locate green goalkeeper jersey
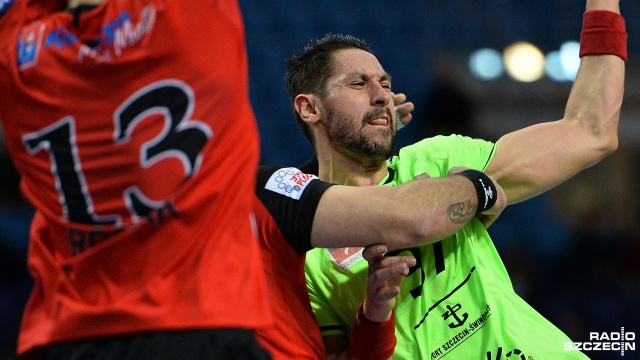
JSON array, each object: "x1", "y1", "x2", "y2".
[{"x1": 305, "y1": 135, "x2": 588, "y2": 359}]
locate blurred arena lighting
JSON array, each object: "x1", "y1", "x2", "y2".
[
  {"x1": 469, "y1": 40, "x2": 580, "y2": 82},
  {"x1": 503, "y1": 41, "x2": 545, "y2": 82},
  {"x1": 559, "y1": 40, "x2": 580, "y2": 81},
  {"x1": 546, "y1": 41, "x2": 580, "y2": 82},
  {"x1": 545, "y1": 51, "x2": 566, "y2": 82},
  {"x1": 468, "y1": 48, "x2": 504, "y2": 80}
]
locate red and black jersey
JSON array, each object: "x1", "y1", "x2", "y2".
[
  {"x1": 0, "y1": 0, "x2": 271, "y2": 355},
  {"x1": 253, "y1": 165, "x2": 334, "y2": 360}
]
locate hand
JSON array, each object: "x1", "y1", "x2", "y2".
[
  {"x1": 448, "y1": 167, "x2": 507, "y2": 229},
  {"x1": 392, "y1": 92, "x2": 414, "y2": 129},
  {"x1": 361, "y1": 244, "x2": 416, "y2": 322}
]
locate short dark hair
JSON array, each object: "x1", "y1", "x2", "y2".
[{"x1": 285, "y1": 34, "x2": 373, "y2": 147}]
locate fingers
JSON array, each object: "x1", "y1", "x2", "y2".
[
  {"x1": 396, "y1": 105, "x2": 414, "y2": 127},
  {"x1": 369, "y1": 256, "x2": 415, "y2": 280},
  {"x1": 369, "y1": 283, "x2": 401, "y2": 305},
  {"x1": 362, "y1": 244, "x2": 387, "y2": 262},
  {"x1": 392, "y1": 92, "x2": 407, "y2": 105},
  {"x1": 367, "y1": 253, "x2": 416, "y2": 288},
  {"x1": 362, "y1": 245, "x2": 415, "y2": 279},
  {"x1": 362, "y1": 244, "x2": 414, "y2": 266},
  {"x1": 363, "y1": 251, "x2": 416, "y2": 322},
  {"x1": 395, "y1": 102, "x2": 414, "y2": 118},
  {"x1": 392, "y1": 92, "x2": 414, "y2": 128}
]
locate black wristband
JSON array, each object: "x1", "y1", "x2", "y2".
[{"x1": 456, "y1": 170, "x2": 497, "y2": 216}]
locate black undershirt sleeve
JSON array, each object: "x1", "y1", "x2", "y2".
[
  {"x1": 255, "y1": 165, "x2": 335, "y2": 255},
  {"x1": 297, "y1": 157, "x2": 319, "y2": 175}
]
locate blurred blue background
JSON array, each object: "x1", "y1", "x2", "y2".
[{"x1": 1, "y1": 1, "x2": 639, "y2": 359}]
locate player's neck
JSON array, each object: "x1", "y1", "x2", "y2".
[{"x1": 316, "y1": 148, "x2": 388, "y2": 186}]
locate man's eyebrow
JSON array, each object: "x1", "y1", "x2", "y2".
[{"x1": 350, "y1": 72, "x2": 393, "y2": 82}]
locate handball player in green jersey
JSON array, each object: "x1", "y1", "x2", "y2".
[{"x1": 291, "y1": 0, "x2": 628, "y2": 358}]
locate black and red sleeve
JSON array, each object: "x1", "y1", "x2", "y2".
[{"x1": 255, "y1": 165, "x2": 334, "y2": 255}]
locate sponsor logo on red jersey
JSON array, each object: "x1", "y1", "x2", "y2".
[
  {"x1": 17, "y1": 21, "x2": 45, "y2": 70},
  {"x1": 19, "y1": 5, "x2": 156, "y2": 67}
]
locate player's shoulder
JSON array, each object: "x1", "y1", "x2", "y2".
[
  {"x1": 395, "y1": 134, "x2": 494, "y2": 163},
  {"x1": 402, "y1": 134, "x2": 476, "y2": 151}
]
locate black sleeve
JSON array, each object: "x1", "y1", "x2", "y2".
[
  {"x1": 256, "y1": 165, "x2": 334, "y2": 255},
  {"x1": 297, "y1": 157, "x2": 319, "y2": 175}
]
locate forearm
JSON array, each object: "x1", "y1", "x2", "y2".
[
  {"x1": 564, "y1": 0, "x2": 625, "y2": 158},
  {"x1": 586, "y1": 0, "x2": 619, "y2": 12},
  {"x1": 311, "y1": 175, "x2": 479, "y2": 250},
  {"x1": 564, "y1": 59, "x2": 623, "y2": 153}
]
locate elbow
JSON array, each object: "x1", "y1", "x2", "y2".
[
  {"x1": 382, "y1": 220, "x2": 430, "y2": 251},
  {"x1": 601, "y1": 134, "x2": 619, "y2": 156},
  {"x1": 593, "y1": 127, "x2": 619, "y2": 163},
  {"x1": 579, "y1": 112, "x2": 620, "y2": 166},
  {"x1": 395, "y1": 216, "x2": 447, "y2": 249},
  {"x1": 583, "y1": 136, "x2": 618, "y2": 171}
]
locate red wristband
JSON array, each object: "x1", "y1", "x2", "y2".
[
  {"x1": 347, "y1": 303, "x2": 396, "y2": 360},
  {"x1": 579, "y1": 10, "x2": 627, "y2": 61}
]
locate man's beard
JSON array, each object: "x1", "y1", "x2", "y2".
[{"x1": 325, "y1": 106, "x2": 396, "y2": 162}]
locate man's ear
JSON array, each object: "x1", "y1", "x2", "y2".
[{"x1": 294, "y1": 94, "x2": 321, "y2": 125}]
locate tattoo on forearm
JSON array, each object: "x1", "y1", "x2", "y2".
[{"x1": 448, "y1": 201, "x2": 475, "y2": 223}]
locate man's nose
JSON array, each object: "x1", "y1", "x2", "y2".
[{"x1": 370, "y1": 82, "x2": 391, "y2": 106}]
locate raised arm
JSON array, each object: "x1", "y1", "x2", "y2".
[
  {"x1": 485, "y1": 0, "x2": 626, "y2": 204},
  {"x1": 311, "y1": 171, "x2": 506, "y2": 251}
]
